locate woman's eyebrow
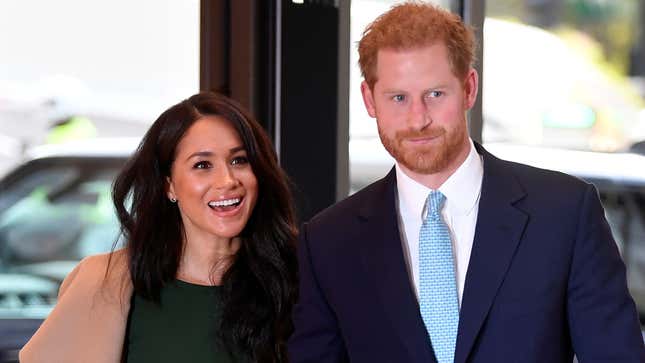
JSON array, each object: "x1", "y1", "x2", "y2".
[
  {"x1": 185, "y1": 146, "x2": 245, "y2": 161},
  {"x1": 229, "y1": 145, "x2": 245, "y2": 154},
  {"x1": 185, "y1": 150, "x2": 213, "y2": 161}
]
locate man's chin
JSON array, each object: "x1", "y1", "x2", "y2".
[
  {"x1": 404, "y1": 164, "x2": 446, "y2": 175},
  {"x1": 400, "y1": 154, "x2": 449, "y2": 175}
]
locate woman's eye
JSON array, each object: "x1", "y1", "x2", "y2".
[
  {"x1": 231, "y1": 156, "x2": 249, "y2": 165},
  {"x1": 194, "y1": 161, "x2": 211, "y2": 169}
]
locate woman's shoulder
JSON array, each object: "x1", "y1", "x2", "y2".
[
  {"x1": 19, "y1": 249, "x2": 132, "y2": 363},
  {"x1": 78, "y1": 248, "x2": 128, "y2": 270},
  {"x1": 60, "y1": 249, "x2": 130, "y2": 298}
]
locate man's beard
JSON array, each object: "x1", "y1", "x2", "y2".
[{"x1": 378, "y1": 121, "x2": 468, "y2": 175}]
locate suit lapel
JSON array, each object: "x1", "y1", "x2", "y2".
[
  {"x1": 454, "y1": 144, "x2": 528, "y2": 363},
  {"x1": 358, "y1": 169, "x2": 436, "y2": 362}
]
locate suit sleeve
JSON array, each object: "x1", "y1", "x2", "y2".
[
  {"x1": 567, "y1": 184, "x2": 645, "y2": 361},
  {"x1": 288, "y1": 222, "x2": 350, "y2": 363}
]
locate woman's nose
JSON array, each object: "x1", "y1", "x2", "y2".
[{"x1": 213, "y1": 166, "x2": 238, "y2": 189}]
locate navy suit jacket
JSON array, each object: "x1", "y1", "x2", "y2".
[{"x1": 289, "y1": 144, "x2": 645, "y2": 363}]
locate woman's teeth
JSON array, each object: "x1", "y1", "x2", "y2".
[{"x1": 209, "y1": 198, "x2": 241, "y2": 208}]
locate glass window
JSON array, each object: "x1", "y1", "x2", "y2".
[{"x1": 483, "y1": 0, "x2": 645, "y2": 152}]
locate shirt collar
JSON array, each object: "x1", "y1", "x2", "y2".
[{"x1": 396, "y1": 139, "x2": 483, "y2": 218}]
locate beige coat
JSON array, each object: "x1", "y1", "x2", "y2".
[{"x1": 19, "y1": 249, "x2": 133, "y2": 363}]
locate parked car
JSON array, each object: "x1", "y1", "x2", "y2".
[
  {"x1": 0, "y1": 134, "x2": 23, "y2": 178},
  {"x1": 0, "y1": 138, "x2": 138, "y2": 362},
  {"x1": 350, "y1": 139, "x2": 645, "y2": 324}
]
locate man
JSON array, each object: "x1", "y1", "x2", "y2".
[{"x1": 288, "y1": 2, "x2": 645, "y2": 363}]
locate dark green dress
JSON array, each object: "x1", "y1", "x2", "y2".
[{"x1": 125, "y1": 280, "x2": 240, "y2": 363}]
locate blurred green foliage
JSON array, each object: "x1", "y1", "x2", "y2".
[{"x1": 487, "y1": 0, "x2": 640, "y2": 77}]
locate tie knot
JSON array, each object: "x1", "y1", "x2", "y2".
[{"x1": 424, "y1": 190, "x2": 445, "y2": 219}]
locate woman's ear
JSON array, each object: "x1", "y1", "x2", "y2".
[{"x1": 166, "y1": 176, "x2": 176, "y2": 202}]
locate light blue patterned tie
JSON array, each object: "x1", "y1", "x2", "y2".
[{"x1": 419, "y1": 190, "x2": 459, "y2": 363}]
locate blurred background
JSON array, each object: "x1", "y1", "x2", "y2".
[
  {"x1": 0, "y1": 0, "x2": 644, "y2": 361},
  {"x1": 0, "y1": 0, "x2": 199, "y2": 175}
]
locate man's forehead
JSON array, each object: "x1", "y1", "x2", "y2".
[
  {"x1": 372, "y1": 44, "x2": 454, "y2": 80},
  {"x1": 375, "y1": 42, "x2": 448, "y2": 58}
]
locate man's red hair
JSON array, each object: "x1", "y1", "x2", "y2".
[{"x1": 358, "y1": 2, "x2": 476, "y2": 88}]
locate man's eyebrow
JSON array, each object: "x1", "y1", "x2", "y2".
[{"x1": 381, "y1": 84, "x2": 449, "y2": 94}]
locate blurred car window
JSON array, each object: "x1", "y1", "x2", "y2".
[
  {"x1": 0, "y1": 158, "x2": 125, "y2": 319},
  {"x1": 0, "y1": 140, "x2": 132, "y2": 361}
]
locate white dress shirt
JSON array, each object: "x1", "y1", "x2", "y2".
[{"x1": 395, "y1": 140, "x2": 483, "y2": 306}]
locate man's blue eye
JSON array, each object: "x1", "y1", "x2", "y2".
[
  {"x1": 392, "y1": 95, "x2": 405, "y2": 102},
  {"x1": 428, "y1": 90, "x2": 443, "y2": 98}
]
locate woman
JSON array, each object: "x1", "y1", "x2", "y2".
[{"x1": 20, "y1": 92, "x2": 299, "y2": 363}]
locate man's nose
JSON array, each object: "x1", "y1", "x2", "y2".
[{"x1": 407, "y1": 98, "x2": 431, "y2": 130}]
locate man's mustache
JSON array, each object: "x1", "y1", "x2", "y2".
[{"x1": 395, "y1": 127, "x2": 445, "y2": 140}]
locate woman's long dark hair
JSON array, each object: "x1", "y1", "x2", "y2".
[{"x1": 112, "y1": 92, "x2": 298, "y2": 362}]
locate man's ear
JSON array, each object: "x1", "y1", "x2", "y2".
[
  {"x1": 463, "y1": 68, "x2": 479, "y2": 110},
  {"x1": 361, "y1": 80, "x2": 377, "y2": 118}
]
